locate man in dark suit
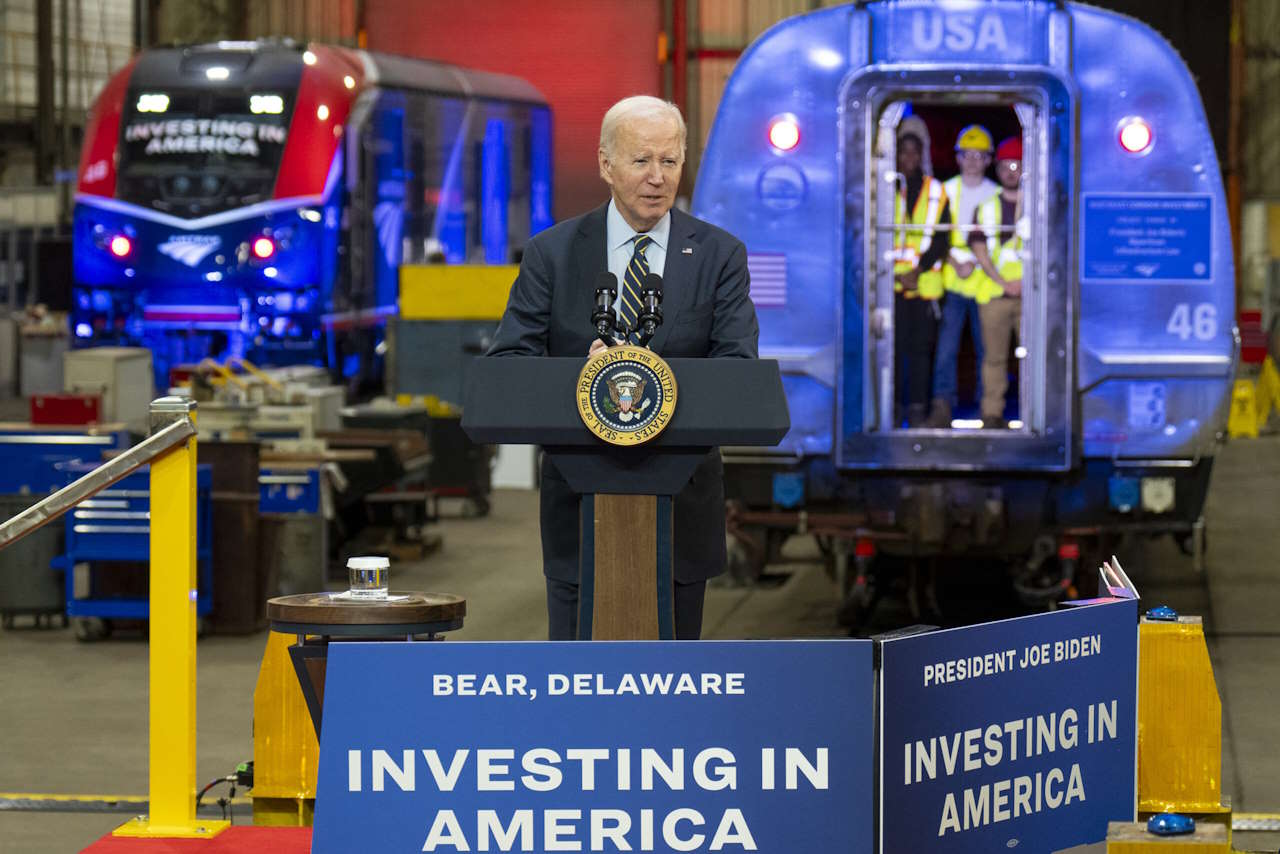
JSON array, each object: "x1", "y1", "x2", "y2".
[{"x1": 487, "y1": 95, "x2": 759, "y2": 640}]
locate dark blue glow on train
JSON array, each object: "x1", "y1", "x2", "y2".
[{"x1": 695, "y1": 0, "x2": 1234, "y2": 559}]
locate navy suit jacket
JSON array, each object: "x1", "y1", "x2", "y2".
[{"x1": 487, "y1": 202, "x2": 759, "y2": 583}]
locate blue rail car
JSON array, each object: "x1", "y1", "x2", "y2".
[{"x1": 694, "y1": 1, "x2": 1233, "y2": 606}]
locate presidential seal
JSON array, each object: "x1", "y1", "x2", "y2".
[{"x1": 576, "y1": 346, "x2": 678, "y2": 446}]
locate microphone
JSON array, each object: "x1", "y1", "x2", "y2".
[
  {"x1": 591, "y1": 271, "x2": 619, "y2": 344},
  {"x1": 637, "y1": 273, "x2": 664, "y2": 342}
]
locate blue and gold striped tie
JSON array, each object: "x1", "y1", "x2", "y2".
[{"x1": 619, "y1": 234, "x2": 653, "y2": 330}]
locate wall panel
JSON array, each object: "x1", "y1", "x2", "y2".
[{"x1": 365, "y1": 0, "x2": 661, "y2": 222}]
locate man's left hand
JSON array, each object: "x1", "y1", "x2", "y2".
[
  {"x1": 589, "y1": 338, "x2": 609, "y2": 356},
  {"x1": 1004, "y1": 277, "x2": 1023, "y2": 297}
]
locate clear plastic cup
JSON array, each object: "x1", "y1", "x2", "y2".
[{"x1": 346, "y1": 556, "x2": 390, "y2": 600}]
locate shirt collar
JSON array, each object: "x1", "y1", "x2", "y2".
[{"x1": 606, "y1": 199, "x2": 670, "y2": 254}]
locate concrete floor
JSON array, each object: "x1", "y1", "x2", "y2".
[{"x1": 1, "y1": 436, "x2": 1277, "y2": 852}]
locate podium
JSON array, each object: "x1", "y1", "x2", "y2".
[{"x1": 463, "y1": 356, "x2": 789, "y2": 640}]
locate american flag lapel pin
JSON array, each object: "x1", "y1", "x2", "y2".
[{"x1": 682, "y1": 246, "x2": 693, "y2": 255}]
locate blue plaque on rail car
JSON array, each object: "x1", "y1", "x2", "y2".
[
  {"x1": 1082, "y1": 194, "x2": 1212, "y2": 281},
  {"x1": 878, "y1": 599, "x2": 1138, "y2": 854},
  {"x1": 314, "y1": 640, "x2": 874, "y2": 854}
]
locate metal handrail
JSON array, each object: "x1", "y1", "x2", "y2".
[{"x1": 0, "y1": 417, "x2": 196, "y2": 551}]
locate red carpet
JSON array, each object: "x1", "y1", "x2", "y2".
[{"x1": 81, "y1": 827, "x2": 312, "y2": 853}]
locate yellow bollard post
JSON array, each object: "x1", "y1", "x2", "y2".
[{"x1": 115, "y1": 398, "x2": 228, "y2": 839}]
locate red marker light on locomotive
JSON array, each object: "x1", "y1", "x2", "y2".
[
  {"x1": 252, "y1": 237, "x2": 276, "y2": 259},
  {"x1": 1118, "y1": 117, "x2": 1153, "y2": 154},
  {"x1": 768, "y1": 115, "x2": 800, "y2": 151},
  {"x1": 109, "y1": 235, "x2": 132, "y2": 258}
]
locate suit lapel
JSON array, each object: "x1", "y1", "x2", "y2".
[
  {"x1": 648, "y1": 208, "x2": 700, "y2": 354},
  {"x1": 568, "y1": 204, "x2": 610, "y2": 349}
]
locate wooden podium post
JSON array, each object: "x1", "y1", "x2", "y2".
[{"x1": 583, "y1": 493, "x2": 670, "y2": 639}]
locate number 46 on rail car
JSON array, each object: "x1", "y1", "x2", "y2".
[
  {"x1": 73, "y1": 40, "x2": 552, "y2": 387},
  {"x1": 696, "y1": 1, "x2": 1234, "y2": 609}
]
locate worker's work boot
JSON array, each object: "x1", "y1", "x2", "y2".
[
  {"x1": 906, "y1": 403, "x2": 928, "y2": 428},
  {"x1": 925, "y1": 398, "x2": 951, "y2": 428}
]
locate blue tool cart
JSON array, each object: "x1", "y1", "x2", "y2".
[
  {"x1": 53, "y1": 464, "x2": 214, "y2": 641},
  {"x1": 0, "y1": 426, "x2": 130, "y2": 629}
]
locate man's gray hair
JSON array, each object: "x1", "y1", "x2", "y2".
[{"x1": 599, "y1": 95, "x2": 687, "y2": 158}]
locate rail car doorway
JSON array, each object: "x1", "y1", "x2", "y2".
[{"x1": 838, "y1": 71, "x2": 1076, "y2": 472}]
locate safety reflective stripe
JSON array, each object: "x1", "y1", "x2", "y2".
[{"x1": 893, "y1": 176, "x2": 944, "y2": 266}]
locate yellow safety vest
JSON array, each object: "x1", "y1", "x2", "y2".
[
  {"x1": 942, "y1": 176, "x2": 992, "y2": 299},
  {"x1": 973, "y1": 194, "x2": 1029, "y2": 304},
  {"x1": 891, "y1": 175, "x2": 945, "y2": 300}
]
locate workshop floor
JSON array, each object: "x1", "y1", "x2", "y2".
[{"x1": 1, "y1": 436, "x2": 1277, "y2": 853}]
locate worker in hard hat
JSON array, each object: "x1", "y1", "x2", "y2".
[
  {"x1": 891, "y1": 128, "x2": 952, "y2": 427},
  {"x1": 926, "y1": 124, "x2": 1000, "y2": 428},
  {"x1": 970, "y1": 136, "x2": 1028, "y2": 429}
]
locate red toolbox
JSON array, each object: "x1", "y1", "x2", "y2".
[{"x1": 30, "y1": 393, "x2": 102, "y2": 425}]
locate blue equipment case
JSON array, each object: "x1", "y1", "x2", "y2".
[{"x1": 53, "y1": 464, "x2": 214, "y2": 639}]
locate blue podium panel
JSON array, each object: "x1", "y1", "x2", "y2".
[
  {"x1": 879, "y1": 599, "x2": 1139, "y2": 854},
  {"x1": 315, "y1": 640, "x2": 873, "y2": 854}
]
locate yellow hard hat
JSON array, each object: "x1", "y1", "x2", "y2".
[{"x1": 955, "y1": 124, "x2": 994, "y2": 153}]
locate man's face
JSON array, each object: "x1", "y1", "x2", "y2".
[
  {"x1": 599, "y1": 114, "x2": 684, "y2": 232},
  {"x1": 897, "y1": 139, "x2": 922, "y2": 177},
  {"x1": 996, "y1": 158, "x2": 1021, "y2": 190},
  {"x1": 957, "y1": 149, "x2": 991, "y2": 180}
]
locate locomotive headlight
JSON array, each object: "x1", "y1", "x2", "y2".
[
  {"x1": 768, "y1": 115, "x2": 800, "y2": 152},
  {"x1": 109, "y1": 235, "x2": 132, "y2": 258},
  {"x1": 252, "y1": 236, "x2": 276, "y2": 259},
  {"x1": 1118, "y1": 116, "x2": 1153, "y2": 154},
  {"x1": 250, "y1": 94, "x2": 284, "y2": 114},
  {"x1": 136, "y1": 93, "x2": 169, "y2": 113}
]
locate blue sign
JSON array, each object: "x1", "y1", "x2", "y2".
[
  {"x1": 874, "y1": 1, "x2": 1044, "y2": 65},
  {"x1": 1082, "y1": 194, "x2": 1213, "y2": 281},
  {"x1": 879, "y1": 599, "x2": 1138, "y2": 853},
  {"x1": 315, "y1": 640, "x2": 874, "y2": 854}
]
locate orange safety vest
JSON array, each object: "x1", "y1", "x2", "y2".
[{"x1": 891, "y1": 175, "x2": 945, "y2": 300}]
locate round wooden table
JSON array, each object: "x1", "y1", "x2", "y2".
[
  {"x1": 267, "y1": 590, "x2": 466, "y2": 639},
  {"x1": 266, "y1": 591, "x2": 466, "y2": 735}
]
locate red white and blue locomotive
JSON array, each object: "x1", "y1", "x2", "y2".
[{"x1": 74, "y1": 40, "x2": 552, "y2": 387}]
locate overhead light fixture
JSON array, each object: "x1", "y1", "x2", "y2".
[{"x1": 205, "y1": 66, "x2": 230, "y2": 81}]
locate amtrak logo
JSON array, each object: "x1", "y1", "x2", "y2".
[
  {"x1": 158, "y1": 235, "x2": 221, "y2": 267},
  {"x1": 576, "y1": 346, "x2": 678, "y2": 447}
]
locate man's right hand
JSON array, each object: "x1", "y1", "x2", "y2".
[
  {"x1": 896, "y1": 269, "x2": 920, "y2": 291},
  {"x1": 589, "y1": 338, "x2": 608, "y2": 356}
]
